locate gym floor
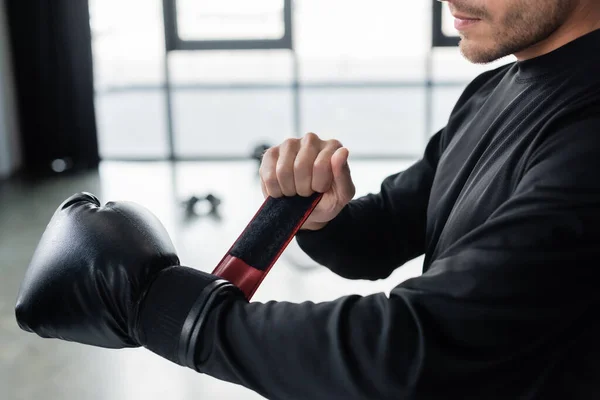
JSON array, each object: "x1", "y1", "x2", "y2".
[{"x1": 0, "y1": 159, "x2": 424, "y2": 400}]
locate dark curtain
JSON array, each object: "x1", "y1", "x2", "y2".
[{"x1": 5, "y1": 0, "x2": 99, "y2": 177}]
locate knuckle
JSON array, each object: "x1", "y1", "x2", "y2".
[
  {"x1": 262, "y1": 147, "x2": 277, "y2": 160},
  {"x1": 264, "y1": 146, "x2": 274, "y2": 155},
  {"x1": 281, "y1": 138, "x2": 299, "y2": 151},
  {"x1": 294, "y1": 158, "x2": 312, "y2": 174},
  {"x1": 262, "y1": 170, "x2": 279, "y2": 186},
  {"x1": 302, "y1": 132, "x2": 320, "y2": 144},
  {"x1": 327, "y1": 139, "x2": 343, "y2": 149},
  {"x1": 275, "y1": 164, "x2": 293, "y2": 180},
  {"x1": 313, "y1": 158, "x2": 330, "y2": 172}
]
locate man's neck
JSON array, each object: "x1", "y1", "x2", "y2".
[{"x1": 515, "y1": 5, "x2": 600, "y2": 61}]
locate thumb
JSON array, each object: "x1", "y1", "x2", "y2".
[
  {"x1": 331, "y1": 147, "x2": 349, "y2": 177},
  {"x1": 331, "y1": 147, "x2": 354, "y2": 199}
]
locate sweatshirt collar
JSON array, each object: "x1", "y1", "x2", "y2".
[{"x1": 514, "y1": 28, "x2": 600, "y2": 81}]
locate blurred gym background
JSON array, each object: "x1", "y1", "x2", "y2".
[{"x1": 0, "y1": 1, "x2": 512, "y2": 399}]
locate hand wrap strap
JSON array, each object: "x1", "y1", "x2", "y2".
[{"x1": 213, "y1": 192, "x2": 323, "y2": 299}]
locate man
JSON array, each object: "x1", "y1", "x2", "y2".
[{"x1": 14, "y1": 1, "x2": 600, "y2": 399}]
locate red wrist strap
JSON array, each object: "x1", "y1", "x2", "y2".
[{"x1": 211, "y1": 193, "x2": 323, "y2": 300}]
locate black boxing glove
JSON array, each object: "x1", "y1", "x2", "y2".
[{"x1": 15, "y1": 192, "x2": 244, "y2": 368}]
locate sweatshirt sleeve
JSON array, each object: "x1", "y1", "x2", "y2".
[
  {"x1": 294, "y1": 127, "x2": 445, "y2": 281},
  {"x1": 192, "y1": 118, "x2": 600, "y2": 400}
]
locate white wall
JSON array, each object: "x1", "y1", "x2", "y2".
[{"x1": 0, "y1": 0, "x2": 21, "y2": 179}]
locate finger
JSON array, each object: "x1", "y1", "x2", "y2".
[
  {"x1": 260, "y1": 175, "x2": 268, "y2": 198},
  {"x1": 311, "y1": 146, "x2": 337, "y2": 193},
  {"x1": 260, "y1": 147, "x2": 283, "y2": 198},
  {"x1": 276, "y1": 139, "x2": 301, "y2": 196},
  {"x1": 331, "y1": 147, "x2": 355, "y2": 203},
  {"x1": 294, "y1": 134, "x2": 321, "y2": 196}
]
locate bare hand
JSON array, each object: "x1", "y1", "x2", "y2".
[{"x1": 259, "y1": 133, "x2": 356, "y2": 230}]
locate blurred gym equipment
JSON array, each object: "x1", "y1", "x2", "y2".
[
  {"x1": 182, "y1": 193, "x2": 222, "y2": 220},
  {"x1": 251, "y1": 143, "x2": 272, "y2": 174}
]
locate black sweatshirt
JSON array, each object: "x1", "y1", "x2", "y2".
[{"x1": 195, "y1": 30, "x2": 600, "y2": 399}]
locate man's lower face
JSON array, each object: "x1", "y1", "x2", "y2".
[
  {"x1": 453, "y1": 0, "x2": 576, "y2": 64},
  {"x1": 457, "y1": 19, "x2": 499, "y2": 64}
]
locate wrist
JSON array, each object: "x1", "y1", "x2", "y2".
[
  {"x1": 300, "y1": 220, "x2": 329, "y2": 231},
  {"x1": 136, "y1": 266, "x2": 244, "y2": 367}
]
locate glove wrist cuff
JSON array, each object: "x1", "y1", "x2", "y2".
[{"x1": 137, "y1": 266, "x2": 242, "y2": 367}]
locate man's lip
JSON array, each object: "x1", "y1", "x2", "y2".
[{"x1": 452, "y1": 13, "x2": 480, "y2": 20}]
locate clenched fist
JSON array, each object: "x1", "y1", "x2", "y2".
[{"x1": 259, "y1": 133, "x2": 356, "y2": 231}]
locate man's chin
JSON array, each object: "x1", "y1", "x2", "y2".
[{"x1": 459, "y1": 40, "x2": 505, "y2": 64}]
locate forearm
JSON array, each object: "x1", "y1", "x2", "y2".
[
  {"x1": 295, "y1": 200, "x2": 421, "y2": 280},
  {"x1": 191, "y1": 279, "x2": 570, "y2": 400},
  {"x1": 194, "y1": 293, "x2": 422, "y2": 400},
  {"x1": 295, "y1": 168, "x2": 434, "y2": 280},
  {"x1": 137, "y1": 265, "x2": 424, "y2": 399}
]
